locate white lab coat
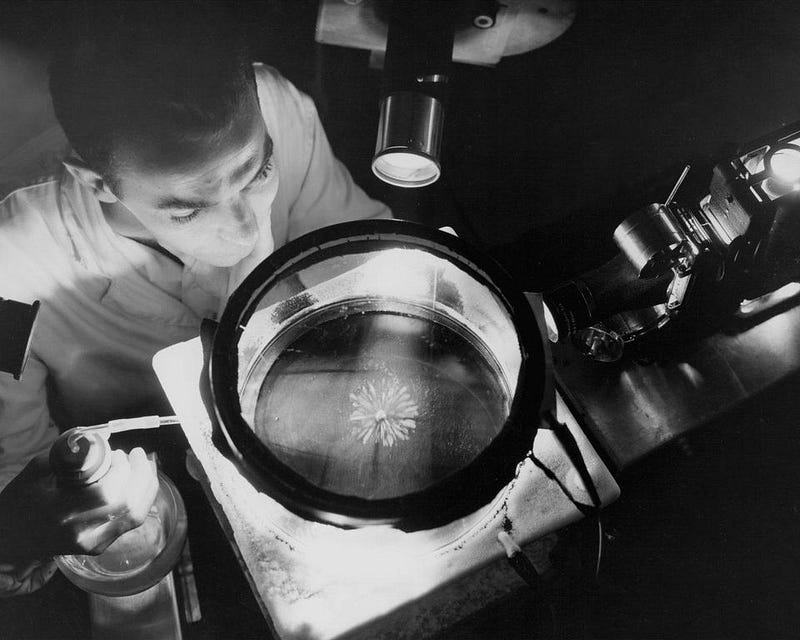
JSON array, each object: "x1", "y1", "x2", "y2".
[{"x1": 0, "y1": 64, "x2": 390, "y2": 492}]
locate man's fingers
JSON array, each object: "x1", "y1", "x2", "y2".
[
  {"x1": 79, "y1": 517, "x2": 137, "y2": 555},
  {"x1": 57, "y1": 448, "x2": 159, "y2": 554},
  {"x1": 109, "y1": 449, "x2": 131, "y2": 475},
  {"x1": 127, "y1": 448, "x2": 158, "y2": 519},
  {"x1": 24, "y1": 561, "x2": 58, "y2": 593},
  {"x1": 127, "y1": 447, "x2": 156, "y2": 481}
]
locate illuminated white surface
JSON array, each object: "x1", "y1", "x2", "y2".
[
  {"x1": 238, "y1": 247, "x2": 523, "y2": 409},
  {"x1": 153, "y1": 338, "x2": 619, "y2": 640},
  {"x1": 372, "y1": 152, "x2": 440, "y2": 188},
  {"x1": 769, "y1": 147, "x2": 800, "y2": 184},
  {"x1": 738, "y1": 282, "x2": 800, "y2": 316}
]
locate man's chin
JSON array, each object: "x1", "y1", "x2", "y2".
[{"x1": 203, "y1": 245, "x2": 257, "y2": 268}]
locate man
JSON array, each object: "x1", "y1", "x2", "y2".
[{"x1": 0, "y1": 5, "x2": 389, "y2": 595}]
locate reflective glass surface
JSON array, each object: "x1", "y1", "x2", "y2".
[{"x1": 237, "y1": 245, "x2": 521, "y2": 500}]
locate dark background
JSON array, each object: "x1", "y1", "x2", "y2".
[
  {"x1": 3, "y1": 1, "x2": 800, "y2": 639},
  {"x1": 6, "y1": 0, "x2": 800, "y2": 284},
  {"x1": 228, "y1": 0, "x2": 800, "y2": 288}
]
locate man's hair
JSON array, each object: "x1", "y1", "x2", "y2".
[{"x1": 49, "y1": 3, "x2": 257, "y2": 186}]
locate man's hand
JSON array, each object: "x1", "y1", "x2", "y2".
[{"x1": 0, "y1": 446, "x2": 158, "y2": 595}]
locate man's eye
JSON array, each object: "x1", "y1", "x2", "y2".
[
  {"x1": 254, "y1": 160, "x2": 273, "y2": 184},
  {"x1": 170, "y1": 209, "x2": 202, "y2": 225}
]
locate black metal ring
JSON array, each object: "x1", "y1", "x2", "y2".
[{"x1": 210, "y1": 219, "x2": 545, "y2": 531}]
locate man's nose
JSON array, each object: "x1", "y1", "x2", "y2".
[{"x1": 225, "y1": 199, "x2": 258, "y2": 243}]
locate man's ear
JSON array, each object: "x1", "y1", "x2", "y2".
[{"x1": 62, "y1": 158, "x2": 119, "y2": 204}]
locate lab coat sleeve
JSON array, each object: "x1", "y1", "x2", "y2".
[
  {"x1": 0, "y1": 192, "x2": 60, "y2": 495},
  {"x1": 0, "y1": 352, "x2": 58, "y2": 494},
  {"x1": 286, "y1": 88, "x2": 392, "y2": 240}
]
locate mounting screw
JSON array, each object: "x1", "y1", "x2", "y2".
[
  {"x1": 473, "y1": 0, "x2": 500, "y2": 29},
  {"x1": 474, "y1": 14, "x2": 496, "y2": 28}
]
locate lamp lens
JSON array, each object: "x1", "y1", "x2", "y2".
[
  {"x1": 372, "y1": 152, "x2": 440, "y2": 188},
  {"x1": 768, "y1": 146, "x2": 800, "y2": 184}
]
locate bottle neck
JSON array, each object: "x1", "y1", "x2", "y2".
[{"x1": 50, "y1": 429, "x2": 112, "y2": 486}]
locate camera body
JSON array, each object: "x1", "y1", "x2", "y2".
[{"x1": 543, "y1": 121, "x2": 800, "y2": 359}]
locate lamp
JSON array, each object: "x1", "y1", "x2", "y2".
[
  {"x1": 316, "y1": 0, "x2": 577, "y2": 189},
  {"x1": 765, "y1": 142, "x2": 800, "y2": 185},
  {"x1": 371, "y1": 1, "x2": 456, "y2": 188}
]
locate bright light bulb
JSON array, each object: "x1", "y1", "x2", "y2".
[
  {"x1": 372, "y1": 151, "x2": 440, "y2": 188},
  {"x1": 767, "y1": 145, "x2": 800, "y2": 184}
]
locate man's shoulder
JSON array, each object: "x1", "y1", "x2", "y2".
[
  {"x1": 0, "y1": 177, "x2": 66, "y2": 296},
  {"x1": 0, "y1": 124, "x2": 71, "y2": 201},
  {"x1": 252, "y1": 63, "x2": 315, "y2": 130},
  {"x1": 252, "y1": 63, "x2": 299, "y2": 98},
  {"x1": 0, "y1": 176, "x2": 62, "y2": 233}
]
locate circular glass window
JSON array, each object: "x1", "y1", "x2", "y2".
[{"x1": 210, "y1": 220, "x2": 544, "y2": 530}]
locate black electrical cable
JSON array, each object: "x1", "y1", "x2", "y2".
[
  {"x1": 540, "y1": 412, "x2": 603, "y2": 512},
  {"x1": 595, "y1": 518, "x2": 604, "y2": 581},
  {"x1": 497, "y1": 413, "x2": 608, "y2": 639},
  {"x1": 497, "y1": 531, "x2": 561, "y2": 638},
  {"x1": 530, "y1": 413, "x2": 606, "y2": 587},
  {"x1": 498, "y1": 531, "x2": 541, "y2": 589}
]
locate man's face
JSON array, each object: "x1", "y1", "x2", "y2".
[{"x1": 109, "y1": 92, "x2": 278, "y2": 267}]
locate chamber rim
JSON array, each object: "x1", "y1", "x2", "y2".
[{"x1": 209, "y1": 219, "x2": 546, "y2": 531}]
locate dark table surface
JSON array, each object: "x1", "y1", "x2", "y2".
[{"x1": 553, "y1": 296, "x2": 800, "y2": 472}]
